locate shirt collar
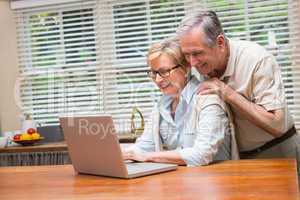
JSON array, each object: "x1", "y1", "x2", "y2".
[
  {"x1": 159, "y1": 95, "x2": 174, "y2": 125},
  {"x1": 220, "y1": 38, "x2": 235, "y2": 81},
  {"x1": 180, "y1": 75, "x2": 199, "y2": 105}
]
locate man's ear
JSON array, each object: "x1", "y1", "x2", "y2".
[{"x1": 216, "y1": 35, "x2": 226, "y2": 50}]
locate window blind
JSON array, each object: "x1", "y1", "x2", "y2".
[
  {"x1": 15, "y1": 0, "x2": 193, "y2": 133},
  {"x1": 99, "y1": 0, "x2": 193, "y2": 131},
  {"x1": 15, "y1": 1, "x2": 102, "y2": 125},
  {"x1": 14, "y1": 0, "x2": 300, "y2": 132}
]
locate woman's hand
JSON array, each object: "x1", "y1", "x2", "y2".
[
  {"x1": 123, "y1": 150, "x2": 149, "y2": 162},
  {"x1": 123, "y1": 150, "x2": 186, "y2": 165}
]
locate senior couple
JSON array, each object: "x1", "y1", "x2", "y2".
[{"x1": 123, "y1": 11, "x2": 300, "y2": 170}]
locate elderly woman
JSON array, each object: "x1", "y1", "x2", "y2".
[{"x1": 123, "y1": 37, "x2": 237, "y2": 166}]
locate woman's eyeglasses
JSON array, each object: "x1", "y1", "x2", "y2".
[{"x1": 147, "y1": 64, "x2": 181, "y2": 79}]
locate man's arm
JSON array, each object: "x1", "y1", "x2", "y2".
[{"x1": 198, "y1": 78, "x2": 286, "y2": 138}]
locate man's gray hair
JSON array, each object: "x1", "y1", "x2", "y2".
[{"x1": 176, "y1": 10, "x2": 224, "y2": 47}]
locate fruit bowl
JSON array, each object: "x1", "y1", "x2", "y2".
[{"x1": 13, "y1": 137, "x2": 44, "y2": 146}]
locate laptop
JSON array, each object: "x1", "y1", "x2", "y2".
[{"x1": 59, "y1": 115, "x2": 177, "y2": 179}]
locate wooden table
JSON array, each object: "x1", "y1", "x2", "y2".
[{"x1": 0, "y1": 159, "x2": 298, "y2": 200}]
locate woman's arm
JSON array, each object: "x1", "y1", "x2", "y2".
[
  {"x1": 124, "y1": 97, "x2": 230, "y2": 166},
  {"x1": 178, "y1": 102, "x2": 230, "y2": 166},
  {"x1": 123, "y1": 121, "x2": 156, "y2": 154},
  {"x1": 123, "y1": 150, "x2": 186, "y2": 165},
  {"x1": 123, "y1": 106, "x2": 160, "y2": 156}
]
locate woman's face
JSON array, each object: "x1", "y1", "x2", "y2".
[{"x1": 149, "y1": 53, "x2": 187, "y2": 97}]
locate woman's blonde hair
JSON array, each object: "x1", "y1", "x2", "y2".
[{"x1": 147, "y1": 36, "x2": 189, "y2": 70}]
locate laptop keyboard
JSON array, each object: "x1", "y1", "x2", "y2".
[{"x1": 126, "y1": 162, "x2": 173, "y2": 174}]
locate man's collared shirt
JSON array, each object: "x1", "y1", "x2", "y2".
[{"x1": 220, "y1": 39, "x2": 294, "y2": 151}]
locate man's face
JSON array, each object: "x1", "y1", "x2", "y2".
[{"x1": 179, "y1": 27, "x2": 226, "y2": 78}]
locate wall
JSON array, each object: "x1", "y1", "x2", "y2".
[{"x1": 0, "y1": 0, "x2": 21, "y2": 133}]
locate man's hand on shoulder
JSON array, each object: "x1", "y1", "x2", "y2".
[{"x1": 197, "y1": 78, "x2": 235, "y2": 102}]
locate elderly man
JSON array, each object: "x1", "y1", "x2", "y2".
[{"x1": 176, "y1": 11, "x2": 300, "y2": 168}]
